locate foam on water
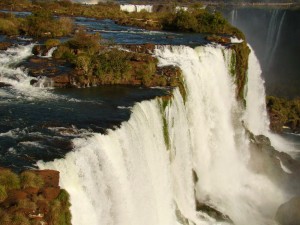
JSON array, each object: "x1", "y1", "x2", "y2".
[{"x1": 38, "y1": 44, "x2": 289, "y2": 225}]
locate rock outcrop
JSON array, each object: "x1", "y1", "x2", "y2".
[
  {"x1": 0, "y1": 168, "x2": 71, "y2": 225},
  {"x1": 276, "y1": 196, "x2": 300, "y2": 225}
]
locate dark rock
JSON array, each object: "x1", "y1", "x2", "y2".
[
  {"x1": 192, "y1": 170, "x2": 199, "y2": 184},
  {"x1": 30, "y1": 79, "x2": 38, "y2": 86},
  {"x1": 196, "y1": 200, "x2": 233, "y2": 223},
  {"x1": 0, "y1": 42, "x2": 13, "y2": 50},
  {"x1": 0, "y1": 82, "x2": 12, "y2": 88},
  {"x1": 166, "y1": 35, "x2": 175, "y2": 39},
  {"x1": 32, "y1": 45, "x2": 48, "y2": 56},
  {"x1": 276, "y1": 196, "x2": 300, "y2": 225}
]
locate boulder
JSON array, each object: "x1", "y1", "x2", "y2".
[
  {"x1": 276, "y1": 196, "x2": 300, "y2": 225},
  {"x1": 32, "y1": 45, "x2": 48, "y2": 56},
  {"x1": 0, "y1": 82, "x2": 12, "y2": 88},
  {"x1": 40, "y1": 187, "x2": 60, "y2": 201},
  {"x1": 196, "y1": 200, "x2": 233, "y2": 223}
]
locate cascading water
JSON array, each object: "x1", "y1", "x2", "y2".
[
  {"x1": 120, "y1": 4, "x2": 153, "y2": 13},
  {"x1": 38, "y1": 44, "x2": 287, "y2": 225},
  {"x1": 71, "y1": 0, "x2": 98, "y2": 4},
  {"x1": 0, "y1": 44, "x2": 54, "y2": 99},
  {"x1": 264, "y1": 10, "x2": 286, "y2": 69},
  {"x1": 230, "y1": 9, "x2": 237, "y2": 26}
]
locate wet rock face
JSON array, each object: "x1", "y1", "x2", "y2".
[
  {"x1": 248, "y1": 132, "x2": 300, "y2": 193},
  {"x1": 276, "y1": 196, "x2": 300, "y2": 225}
]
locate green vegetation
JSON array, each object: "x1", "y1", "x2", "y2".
[
  {"x1": 45, "y1": 38, "x2": 61, "y2": 49},
  {"x1": 0, "y1": 168, "x2": 72, "y2": 225},
  {"x1": 160, "y1": 97, "x2": 172, "y2": 150},
  {"x1": 20, "y1": 171, "x2": 44, "y2": 189},
  {"x1": 47, "y1": 190, "x2": 71, "y2": 225},
  {"x1": 0, "y1": 9, "x2": 73, "y2": 37},
  {"x1": 0, "y1": 185, "x2": 7, "y2": 203},
  {"x1": 50, "y1": 31, "x2": 179, "y2": 87},
  {"x1": 163, "y1": 8, "x2": 245, "y2": 39},
  {"x1": 267, "y1": 96, "x2": 300, "y2": 133},
  {"x1": 0, "y1": 169, "x2": 20, "y2": 190},
  {"x1": 230, "y1": 42, "x2": 250, "y2": 104}
]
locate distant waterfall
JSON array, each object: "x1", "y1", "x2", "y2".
[
  {"x1": 38, "y1": 45, "x2": 286, "y2": 225},
  {"x1": 120, "y1": 4, "x2": 153, "y2": 13},
  {"x1": 264, "y1": 10, "x2": 286, "y2": 69},
  {"x1": 230, "y1": 9, "x2": 238, "y2": 26},
  {"x1": 71, "y1": 0, "x2": 98, "y2": 4}
]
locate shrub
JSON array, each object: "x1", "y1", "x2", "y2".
[
  {"x1": 20, "y1": 171, "x2": 44, "y2": 189},
  {"x1": 25, "y1": 9, "x2": 74, "y2": 37},
  {"x1": 45, "y1": 39, "x2": 61, "y2": 49},
  {"x1": 53, "y1": 45, "x2": 75, "y2": 61},
  {"x1": 67, "y1": 30, "x2": 101, "y2": 54},
  {"x1": 56, "y1": 17, "x2": 73, "y2": 36},
  {"x1": 0, "y1": 185, "x2": 7, "y2": 203},
  {"x1": 48, "y1": 191, "x2": 71, "y2": 225},
  {"x1": 11, "y1": 213, "x2": 30, "y2": 225},
  {"x1": 0, "y1": 170, "x2": 20, "y2": 190},
  {"x1": 0, "y1": 211, "x2": 11, "y2": 225},
  {"x1": 74, "y1": 53, "x2": 92, "y2": 75},
  {"x1": 94, "y1": 49, "x2": 131, "y2": 78},
  {"x1": 0, "y1": 18, "x2": 19, "y2": 35},
  {"x1": 17, "y1": 199, "x2": 37, "y2": 211}
]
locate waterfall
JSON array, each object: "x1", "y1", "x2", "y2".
[
  {"x1": 120, "y1": 4, "x2": 153, "y2": 13},
  {"x1": 40, "y1": 47, "x2": 57, "y2": 58},
  {"x1": 38, "y1": 45, "x2": 286, "y2": 225},
  {"x1": 230, "y1": 9, "x2": 238, "y2": 26},
  {"x1": 244, "y1": 46, "x2": 269, "y2": 135},
  {"x1": 72, "y1": 0, "x2": 98, "y2": 4},
  {"x1": 264, "y1": 10, "x2": 286, "y2": 69}
]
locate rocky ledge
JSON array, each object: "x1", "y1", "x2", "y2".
[{"x1": 0, "y1": 168, "x2": 71, "y2": 225}]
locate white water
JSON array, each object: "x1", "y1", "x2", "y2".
[
  {"x1": 230, "y1": 9, "x2": 237, "y2": 26},
  {"x1": 120, "y1": 4, "x2": 153, "y2": 13},
  {"x1": 0, "y1": 44, "x2": 55, "y2": 99},
  {"x1": 244, "y1": 46, "x2": 269, "y2": 135},
  {"x1": 40, "y1": 47, "x2": 57, "y2": 58},
  {"x1": 72, "y1": 0, "x2": 98, "y2": 4},
  {"x1": 264, "y1": 10, "x2": 286, "y2": 69},
  {"x1": 175, "y1": 6, "x2": 188, "y2": 12},
  {"x1": 38, "y1": 45, "x2": 287, "y2": 225}
]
